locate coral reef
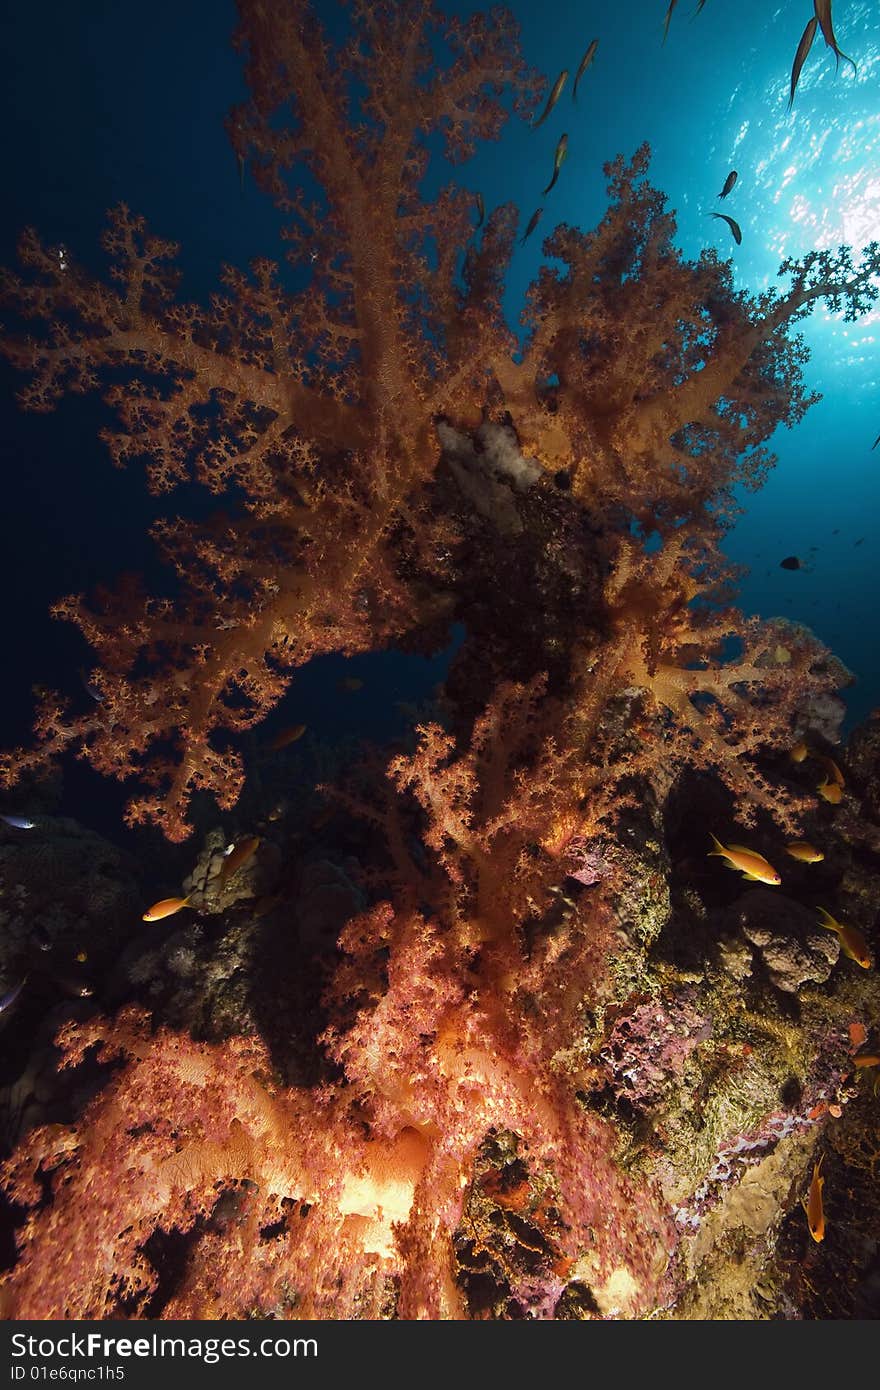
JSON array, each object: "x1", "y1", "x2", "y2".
[{"x1": 0, "y1": 0, "x2": 878, "y2": 1320}]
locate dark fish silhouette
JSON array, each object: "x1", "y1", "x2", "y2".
[
  {"x1": 573, "y1": 40, "x2": 598, "y2": 100},
  {"x1": 533, "y1": 70, "x2": 567, "y2": 129},
  {"x1": 854, "y1": 537, "x2": 865, "y2": 547},
  {"x1": 543, "y1": 134, "x2": 568, "y2": 195},
  {"x1": 663, "y1": 0, "x2": 679, "y2": 44},
  {"x1": 718, "y1": 170, "x2": 738, "y2": 199},
  {"x1": 813, "y1": 0, "x2": 857, "y2": 75},
  {"x1": 474, "y1": 192, "x2": 485, "y2": 228},
  {"x1": 872, "y1": 431, "x2": 879, "y2": 450},
  {"x1": 520, "y1": 207, "x2": 544, "y2": 245},
  {"x1": 789, "y1": 17, "x2": 818, "y2": 111},
  {"x1": 780, "y1": 555, "x2": 802, "y2": 570},
  {"x1": 708, "y1": 212, "x2": 742, "y2": 245}
]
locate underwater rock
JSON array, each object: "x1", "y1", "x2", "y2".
[
  {"x1": 437, "y1": 419, "x2": 542, "y2": 537},
  {"x1": 769, "y1": 619, "x2": 853, "y2": 744},
  {"x1": 727, "y1": 889, "x2": 839, "y2": 991},
  {"x1": 296, "y1": 857, "x2": 364, "y2": 953},
  {"x1": 845, "y1": 707, "x2": 880, "y2": 823},
  {"x1": 181, "y1": 827, "x2": 281, "y2": 912},
  {"x1": 0, "y1": 815, "x2": 141, "y2": 1000},
  {"x1": 601, "y1": 992, "x2": 711, "y2": 1110}
]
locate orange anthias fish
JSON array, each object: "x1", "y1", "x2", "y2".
[
  {"x1": 142, "y1": 895, "x2": 191, "y2": 922},
  {"x1": 817, "y1": 777, "x2": 842, "y2": 804},
  {"x1": 802, "y1": 1155, "x2": 825, "y2": 1243},
  {"x1": 785, "y1": 841, "x2": 824, "y2": 863},
  {"x1": 853, "y1": 1053, "x2": 880, "y2": 1069},
  {"x1": 708, "y1": 835, "x2": 781, "y2": 885},
  {"x1": 269, "y1": 723, "x2": 306, "y2": 751},
  {"x1": 816, "y1": 907, "x2": 872, "y2": 969},
  {"x1": 815, "y1": 753, "x2": 844, "y2": 787},
  {"x1": 220, "y1": 835, "x2": 261, "y2": 885},
  {"x1": 790, "y1": 739, "x2": 809, "y2": 763}
]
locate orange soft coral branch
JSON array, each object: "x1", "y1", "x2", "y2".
[
  {"x1": 490, "y1": 146, "x2": 879, "y2": 529},
  {"x1": 0, "y1": 2, "x2": 540, "y2": 838},
  {"x1": 590, "y1": 534, "x2": 836, "y2": 830}
]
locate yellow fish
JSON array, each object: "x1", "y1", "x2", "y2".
[
  {"x1": 789, "y1": 739, "x2": 809, "y2": 763},
  {"x1": 142, "y1": 895, "x2": 191, "y2": 922},
  {"x1": 815, "y1": 753, "x2": 844, "y2": 788},
  {"x1": 817, "y1": 778, "x2": 842, "y2": 804},
  {"x1": 801, "y1": 1155, "x2": 825, "y2": 1243},
  {"x1": 269, "y1": 723, "x2": 306, "y2": 751},
  {"x1": 220, "y1": 835, "x2": 261, "y2": 885},
  {"x1": 816, "y1": 907, "x2": 871, "y2": 969},
  {"x1": 853, "y1": 1053, "x2": 880, "y2": 1069},
  {"x1": 785, "y1": 841, "x2": 824, "y2": 863},
  {"x1": 708, "y1": 834, "x2": 781, "y2": 885}
]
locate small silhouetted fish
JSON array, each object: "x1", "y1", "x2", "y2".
[
  {"x1": 813, "y1": 0, "x2": 857, "y2": 75},
  {"x1": 854, "y1": 537, "x2": 865, "y2": 546},
  {"x1": 708, "y1": 212, "x2": 742, "y2": 245},
  {"x1": 873, "y1": 431, "x2": 879, "y2": 450},
  {"x1": 474, "y1": 192, "x2": 485, "y2": 228},
  {"x1": 542, "y1": 133, "x2": 568, "y2": 195},
  {"x1": 832, "y1": 528, "x2": 839, "y2": 534},
  {"x1": 789, "y1": 16, "x2": 818, "y2": 111},
  {"x1": 532, "y1": 70, "x2": 567, "y2": 129},
  {"x1": 520, "y1": 207, "x2": 544, "y2": 245},
  {"x1": 780, "y1": 555, "x2": 802, "y2": 569},
  {"x1": 0, "y1": 814, "x2": 35, "y2": 830},
  {"x1": 573, "y1": 40, "x2": 598, "y2": 101},
  {"x1": 663, "y1": 0, "x2": 679, "y2": 44},
  {"x1": 718, "y1": 170, "x2": 738, "y2": 199}
]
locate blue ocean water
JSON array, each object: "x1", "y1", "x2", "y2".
[{"x1": 0, "y1": 0, "x2": 877, "y2": 836}]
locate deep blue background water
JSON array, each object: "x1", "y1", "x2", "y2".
[{"x1": 1, "y1": 0, "x2": 878, "y2": 839}]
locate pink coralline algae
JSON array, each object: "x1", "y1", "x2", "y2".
[{"x1": 601, "y1": 996, "x2": 712, "y2": 1110}]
